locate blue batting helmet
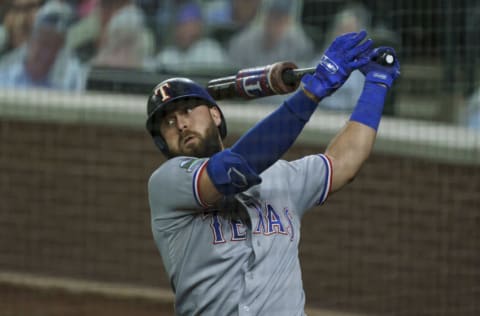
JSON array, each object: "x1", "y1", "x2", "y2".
[{"x1": 146, "y1": 77, "x2": 227, "y2": 156}]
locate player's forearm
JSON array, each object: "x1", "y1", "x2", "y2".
[
  {"x1": 204, "y1": 91, "x2": 318, "y2": 199},
  {"x1": 325, "y1": 121, "x2": 376, "y2": 192},
  {"x1": 325, "y1": 46, "x2": 400, "y2": 193},
  {"x1": 325, "y1": 81, "x2": 389, "y2": 192}
]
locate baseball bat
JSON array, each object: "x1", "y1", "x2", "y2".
[{"x1": 207, "y1": 50, "x2": 395, "y2": 100}]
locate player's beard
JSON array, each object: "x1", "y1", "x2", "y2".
[{"x1": 174, "y1": 123, "x2": 223, "y2": 158}]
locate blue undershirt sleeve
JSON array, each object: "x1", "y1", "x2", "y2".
[{"x1": 230, "y1": 90, "x2": 318, "y2": 173}]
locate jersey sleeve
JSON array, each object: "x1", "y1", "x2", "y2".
[
  {"x1": 259, "y1": 154, "x2": 332, "y2": 219},
  {"x1": 148, "y1": 157, "x2": 209, "y2": 227},
  {"x1": 291, "y1": 154, "x2": 332, "y2": 214}
]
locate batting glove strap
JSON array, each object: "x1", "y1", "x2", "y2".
[
  {"x1": 301, "y1": 65, "x2": 347, "y2": 100},
  {"x1": 365, "y1": 71, "x2": 395, "y2": 88},
  {"x1": 361, "y1": 47, "x2": 401, "y2": 89}
]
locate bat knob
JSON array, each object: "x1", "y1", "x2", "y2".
[
  {"x1": 383, "y1": 54, "x2": 395, "y2": 65},
  {"x1": 374, "y1": 49, "x2": 395, "y2": 66}
]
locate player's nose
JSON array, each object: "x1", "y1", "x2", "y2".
[{"x1": 175, "y1": 114, "x2": 189, "y2": 131}]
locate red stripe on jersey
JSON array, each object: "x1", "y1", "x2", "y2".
[{"x1": 194, "y1": 160, "x2": 210, "y2": 208}]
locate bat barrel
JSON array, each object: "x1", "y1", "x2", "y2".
[
  {"x1": 207, "y1": 75, "x2": 236, "y2": 87},
  {"x1": 206, "y1": 82, "x2": 237, "y2": 100}
]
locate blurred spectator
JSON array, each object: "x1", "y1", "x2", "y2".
[
  {"x1": 91, "y1": 1, "x2": 153, "y2": 69},
  {"x1": 65, "y1": 0, "x2": 97, "y2": 19},
  {"x1": 64, "y1": 0, "x2": 101, "y2": 62},
  {"x1": 0, "y1": 0, "x2": 45, "y2": 55},
  {"x1": 227, "y1": 0, "x2": 314, "y2": 68},
  {"x1": 460, "y1": 89, "x2": 480, "y2": 130},
  {"x1": 204, "y1": 0, "x2": 261, "y2": 31},
  {"x1": 149, "y1": 0, "x2": 190, "y2": 29},
  {"x1": 0, "y1": 0, "x2": 88, "y2": 90},
  {"x1": 153, "y1": 2, "x2": 229, "y2": 73},
  {"x1": 203, "y1": 0, "x2": 261, "y2": 46},
  {"x1": 0, "y1": 1, "x2": 9, "y2": 54},
  {"x1": 0, "y1": 21, "x2": 6, "y2": 54},
  {"x1": 316, "y1": 3, "x2": 371, "y2": 111},
  {"x1": 137, "y1": 0, "x2": 190, "y2": 49},
  {"x1": 464, "y1": 1, "x2": 480, "y2": 96}
]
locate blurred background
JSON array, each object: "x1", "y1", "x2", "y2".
[{"x1": 0, "y1": 0, "x2": 479, "y2": 315}]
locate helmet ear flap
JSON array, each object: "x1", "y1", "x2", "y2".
[{"x1": 153, "y1": 136, "x2": 170, "y2": 157}]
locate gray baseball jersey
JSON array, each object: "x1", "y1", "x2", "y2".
[{"x1": 148, "y1": 154, "x2": 332, "y2": 315}]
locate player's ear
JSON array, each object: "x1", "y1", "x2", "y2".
[{"x1": 209, "y1": 106, "x2": 222, "y2": 128}]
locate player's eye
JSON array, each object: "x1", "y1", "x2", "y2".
[
  {"x1": 183, "y1": 105, "x2": 194, "y2": 114},
  {"x1": 164, "y1": 117, "x2": 176, "y2": 127}
]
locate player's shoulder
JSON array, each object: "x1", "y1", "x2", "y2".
[
  {"x1": 267, "y1": 154, "x2": 327, "y2": 171},
  {"x1": 148, "y1": 156, "x2": 207, "y2": 186},
  {"x1": 291, "y1": 153, "x2": 330, "y2": 164}
]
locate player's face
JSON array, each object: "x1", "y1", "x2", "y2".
[
  {"x1": 160, "y1": 102, "x2": 223, "y2": 158},
  {"x1": 25, "y1": 27, "x2": 65, "y2": 81}
]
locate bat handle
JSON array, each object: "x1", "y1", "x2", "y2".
[
  {"x1": 281, "y1": 67, "x2": 315, "y2": 86},
  {"x1": 281, "y1": 51, "x2": 396, "y2": 86}
]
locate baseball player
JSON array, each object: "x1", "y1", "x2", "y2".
[{"x1": 146, "y1": 30, "x2": 400, "y2": 315}]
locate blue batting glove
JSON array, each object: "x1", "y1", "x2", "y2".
[
  {"x1": 349, "y1": 47, "x2": 401, "y2": 131},
  {"x1": 301, "y1": 30, "x2": 373, "y2": 100},
  {"x1": 360, "y1": 47, "x2": 401, "y2": 88}
]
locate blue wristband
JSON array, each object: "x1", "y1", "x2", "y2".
[
  {"x1": 284, "y1": 88, "x2": 319, "y2": 122},
  {"x1": 349, "y1": 82, "x2": 388, "y2": 131}
]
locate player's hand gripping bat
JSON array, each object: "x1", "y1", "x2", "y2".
[{"x1": 206, "y1": 50, "x2": 395, "y2": 100}]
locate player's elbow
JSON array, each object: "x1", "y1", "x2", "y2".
[
  {"x1": 206, "y1": 149, "x2": 262, "y2": 196},
  {"x1": 328, "y1": 155, "x2": 366, "y2": 193},
  {"x1": 330, "y1": 169, "x2": 359, "y2": 193}
]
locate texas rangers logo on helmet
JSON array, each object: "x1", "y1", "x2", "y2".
[{"x1": 155, "y1": 82, "x2": 172, "y2": 102}]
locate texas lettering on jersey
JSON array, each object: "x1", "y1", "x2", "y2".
[{"x1": 202, "y1": 200, "x2": 295, "y2": 244}]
